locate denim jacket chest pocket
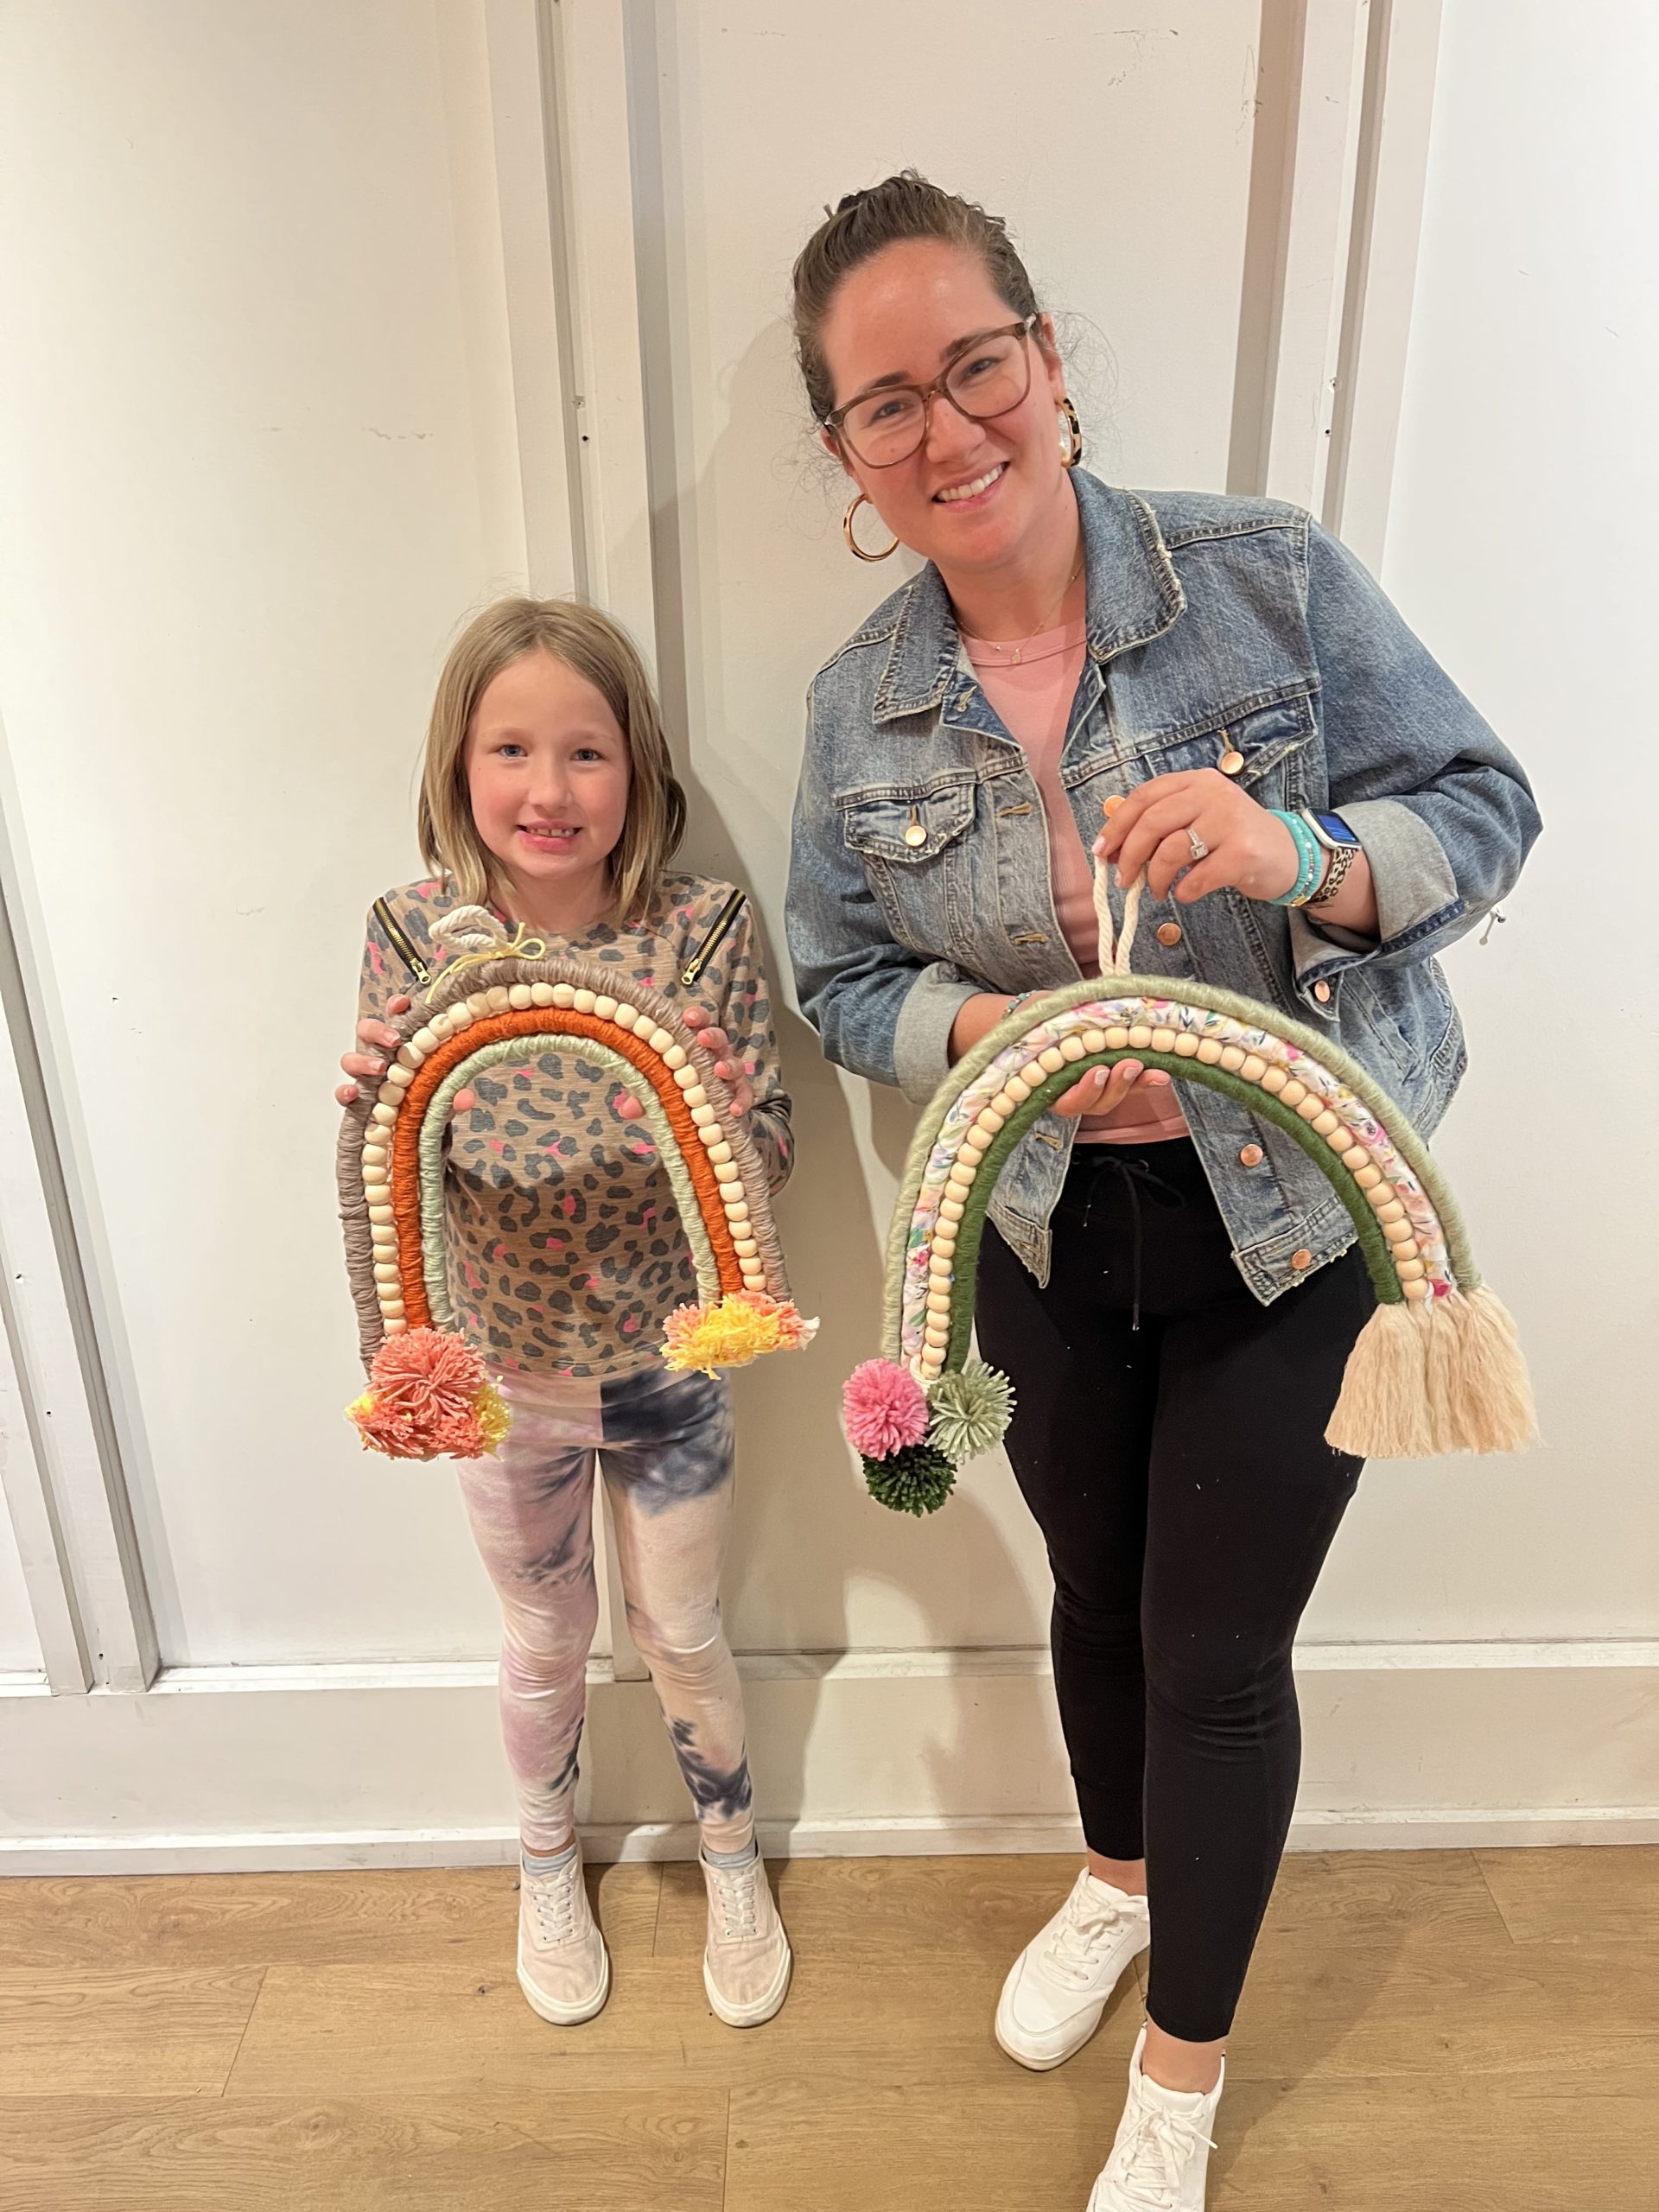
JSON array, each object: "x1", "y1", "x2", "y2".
[
  {"x1": 1076, "y1": 690, "x2": 1319, "y2": 812},
  {"x1": 838, "y1": 772, "x2": 978, "y2": 958}
]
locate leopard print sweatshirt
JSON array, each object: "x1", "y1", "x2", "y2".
[{"x1": 357, "y1": 871, "x2": 794, "y2": 1381}]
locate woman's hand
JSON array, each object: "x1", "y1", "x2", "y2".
[
  {"x1": 613, "y1": 1002, "x2": 754, "y2": 1122},
  {"x1": 948, "y1": 993, "x2": 1171, "y2": 1119},
  {"x1": 336, "y1": 996, "x2": 412, "y2": 1106},
  {"x1": 1096, "y1": 768, "x2": 1301, "y2": 905}
]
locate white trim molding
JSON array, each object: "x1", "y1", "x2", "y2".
[{"x1": 3, "y1": 1639, "x2": 1653, "y2": 1873}]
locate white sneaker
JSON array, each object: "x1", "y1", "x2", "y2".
[
  {"x1": 516, "y1": 1844, "x2": 610, "y2": 2025},
  {"x1": 701, "y1": 1847, "x2": 791, "y2": 2027},
  {"x1": 1087, "y1": 2026, "x2": 1221, "y2": 2210},
  {"x1": 995, "y1": 1866, "x2": 1152, "y2": 2070}
]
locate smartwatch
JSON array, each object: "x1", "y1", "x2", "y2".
[{"x1": 1300, "y1": 810, "x2": 1363, "y2": 906}]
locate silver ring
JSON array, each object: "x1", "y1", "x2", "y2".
[{"x1": 1185, "y1": 828, "x2": 1210, "y2": 861}]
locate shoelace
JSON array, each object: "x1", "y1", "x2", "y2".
[
  {"x1": 1046, "y1": 1884, "x2": 1123, "y2": 1989},
  {"x1": 1110, "y1": 2100, "x2": 1217, "y2": 2210},
  {"x1": 709, "y1": 1859, "x2": 761, "y2": 1941},
  {"x1": 525, "y1": 1863, "x2": 582, "y2": 1946}
]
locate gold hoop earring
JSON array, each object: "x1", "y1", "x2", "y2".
[
  {"x1": 843, "y1": 491, "x2": 900, "y2": 563},
  {"x1": 1059, "y1": 397, "x2": 1084, "y2": 468}
]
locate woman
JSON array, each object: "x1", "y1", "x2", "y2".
[{"x1": 785, "y1": 174, "x2": 1537, "y2": 2211}]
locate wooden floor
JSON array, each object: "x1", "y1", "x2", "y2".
[{"x1": 0, "y1": 1847, "x2": 1654, "y2": 2209}]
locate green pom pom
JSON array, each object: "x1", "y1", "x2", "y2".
[
  {"x1": 863, "y1": 1442, "x2": 957, "y2": 1516},
  {"x1": 925, "y1": 1360, "x2": 1016, "y2": 1464}
]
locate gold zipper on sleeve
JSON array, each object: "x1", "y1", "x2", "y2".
[
  {"x1": 372, "y1": 896, "x2": 432, "y2": 987},
  {"x1": 679, "y1": 888, "x2": 747, "y2": 989}
]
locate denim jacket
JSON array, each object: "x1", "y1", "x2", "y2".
[{"x1": 785, "y1": 472, "x2": 1541, "y2": 1299}]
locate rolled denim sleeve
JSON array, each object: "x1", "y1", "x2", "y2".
[
  {"x1": 785, "y1": 690, "x2": 978, "y2": 1103},
  {"x1": 1291, "y1": 520, "x2": 1541, "y2": 996}
]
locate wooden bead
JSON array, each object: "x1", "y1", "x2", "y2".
[
  {"x1": 682, "y1": 1085, "x2": 709, "y2": 1110},
  {"x1": 486, "y1": 986, "x2": 511, "y2": 1014},
  {"x1": 1104, "y1": 1027, "x2": 1130, "y2": 1050},
  {"x1": 373, "y1": 1263, "x2": 401, "y2": 1285},
  {"x1": 1173, "y1": 1033, "x2": 1200, "y2": 1058},
  {"x1": 1261, "y1": 1065, "x2": 1288, "y2": 1092},
  {"x1": 1311, "y1": 1109, "x2": 1341, "y2": 1135},
  {"x1": 926, "y1": 1291, "x2": 951, "y2": 1316},
  {"x1": 734, "y1": 1237, "x2": 760, "y2": 1258},
  {"x1": 371, "y1": 1102, "x2": 398, "y2": 1128},
  {"x1": 705, "y1": 1141, "x2": 733, "y2": 1167},
  {"x1": 939, "y1": 1198, "x2": 965, "y2": 1223},
  {"x1": 368, "y1": 1205, "x2": 394, "y2": 1224},
  {"x1": 975, "y1": 1108, "x2": 1005, "y2": 1136},
  {"x1": 1240, "y1": 1055, "x2": 1268, "y2": 1084},
  {"x1": 384, "y1": 1064, "x2": 413, "y2": 1089},
  {"x1": 1367, "y1": 1182, "x2": 1397, "y2": 1210},
  {"x1": 925, "y1": 1325, "x2": 950, "y2": 1349},
  {"x1": 1019, "y1": 1062, "x2": 1047, "y2": 1090},
  {"x1": 552, "y1": 983, "x2": 577, "y2": 1007},
  {"x1": 723, "y1": 1199, "x2": 749, "y2": 1223},
  {"x1": 446, "y1": 1003, "x2": 474, "y2": 1031},
  {"x1": 1126, "y1": 1024, "x2": 1153, "y2": 1050},
  {"x1": 466, "y1": 995, "x2": 492, "y2": 1020},
  {"x1": 962, "y1": 1126, "x2": 991, "y2": 1154},
  {"x1": 1394, "y1": 1258, "x2": 1426, "y2": 1281},
  {"x1": 1342, "y1": 1145, "x2": 1370, "y2": 1171},
  {"x1": 1151, "y1": 1028, "x2": 1177, "y2": 1054},
  {"x1": 662, "y1": 1043, "x2": 688, "y2": 1071},
  {"x1": 530, "y1": 982, "x2": 556, "y2": 1007},
  {"x1": 989, "y1": 1091, "x2": 1018, "y2": 1117},
  {"x1": 508, "y1": 984, "x2": 532, "y2": 1011},
  {"x1": 383, "y1": 1317, "x2": 407, "y2": 1336},
  {"x1": 593, "y1": 995, "x2": 618, "y2": 1021},
  {"x1": 1003, "y1": 1077, "x2": 1032, "y2": 1106},
  {"x1": 381, "y1": 1300, "x2": 405, "y2": 1319},
  {"x1": 1278, "y1": 1078, "x2": 1306, "y2": 1106},
  {"x1": 648, "y1": 1027, "x2": 674, "y2": 1055},
  {"x1": 673, "y1": 1065, "x2": 698, "y2": 1090},
  {"x1": 1038, "y1": 1046, "x2": 1066, "y2": 1075},
  {"x1": 1403, "y1": 1278, "x2": 1430, "y2": 1301},
  {"x1": 929, "y1": 1255, "x2": 953, "y2": 1279},
  {"x1": 1196, "y1": 1039, "x2": 1224, "y2": 1065},
  {"x1": 1297, "y1": 1096, "x2": 1324, "y2": 1122},
  {"x1": 691, "y1": 1103, "x2": 717, "y2": 1128},
  {"x1": 1324, "y1": 1125, "x2": 1351, "y2": 1152},
  {"x1": 931, "y1": 1234, "x2": 956, "y2": 1258},
  {"x1": 612, "y1": 1003, "x2": 639, "y2": 1031},
  {"x1": 572, "y1": 989, "x2": 596, "y2": 1014},
  {"x1": 710, "y1": 1164, "x2": 738, "y2": 1188},
  {"x1": 1059, "y1": 1034, "x2": 1087, "y2": 1062},
  {"x1": 1354, "y1": 1163, "x2": 1382, "y2": 1189},
  {"x1": 1385, "y1": 1222, "x2": 1416, "y2": 1249},
  {"x1": 410, "y1": 1029, "x2": 438, "y2": 1058},
  {"x1": 1218, "y1": 1046, "x2": 1247, "y2": 1073},
  {"x1": 1376, "y1": 1198, "x2": 1406, "y2": 1224}
]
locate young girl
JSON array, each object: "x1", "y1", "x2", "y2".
[{"x1": 335, "y1": 598, "x2": 793, "y2": 2030}]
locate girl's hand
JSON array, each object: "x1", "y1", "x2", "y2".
[
  {"x1": 613, "y1": 1003, "x2": 753, "y2": 1122},
  {"x1": 336, "y1": 996, "x2": 412, "y2": 1105},
  {"x1": 1096, "y1": 769, "x2": 1301, "y2": 905}
]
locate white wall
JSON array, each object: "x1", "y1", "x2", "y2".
[
  {"x1": 1, "y1": 0, "x2": 1652, "y2": 1867},
  {"x1": 1307, "y1": 0, "x2": 1659, "y2": 1641}
]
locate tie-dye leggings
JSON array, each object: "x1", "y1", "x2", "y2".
[{"x1": 458, "y1": 1361, "x2": 753, "y2": 1856}]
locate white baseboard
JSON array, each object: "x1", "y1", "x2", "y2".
[
  {"x1": 2, "y1": 1803, "x2": 1656, "y2": 1877},
  {"x1": 3, "y1": 1640, "x2": 1655, "y2": 1874}
]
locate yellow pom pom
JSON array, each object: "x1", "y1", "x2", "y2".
[
  {"x1": 473, "y1": 1379, "x2": 512, "y2": 1452},
  {"x1": 661, "y1": 1294, "x2": 789, "y2": 1376}
]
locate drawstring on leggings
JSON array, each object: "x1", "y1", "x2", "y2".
[{"x1": 1081, "y1": 1152, "x2": 1190, "y2": 1331}]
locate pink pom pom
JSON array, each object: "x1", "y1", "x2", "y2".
[
  {"x1": 351, "y1": 1328, "x2": 494, "y2": 1460},
  {"x1": 842, "y1": 1358, "x2": 929, "y2": 1459}
]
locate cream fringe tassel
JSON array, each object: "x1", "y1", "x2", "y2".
[{"x1": 1325, "y1": 1284, "x2": 1538, "y2": 1459}]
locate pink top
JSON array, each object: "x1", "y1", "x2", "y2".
[{"x1": 962, "y1": 619, "x2": 1190, "y2": 1147}]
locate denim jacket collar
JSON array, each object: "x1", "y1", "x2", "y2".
[{"x1": 872, "y1": 473, "x2": 1189, "y2": 725}]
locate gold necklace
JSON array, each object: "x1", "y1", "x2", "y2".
[{"x1": 985, "y1": 550, "x2": 1085, "y2": 666}]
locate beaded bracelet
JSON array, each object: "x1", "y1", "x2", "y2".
[{"x1": 1269, "y1": 810, "x2": 1327, "y2": 907}]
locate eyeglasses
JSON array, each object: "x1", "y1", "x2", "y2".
[{"x1": 823, "y1": 317, "x2": 1039, "y2": 469}]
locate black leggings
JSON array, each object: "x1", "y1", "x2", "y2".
[{"x1": 975, "y1": 1140, "x2": 1370, "y2": 2043}]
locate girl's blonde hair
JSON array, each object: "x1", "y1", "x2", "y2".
[{"x1": 418, "y1": 598, "x2": 686, "y2": 925}]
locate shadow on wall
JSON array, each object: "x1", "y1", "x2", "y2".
[{"x1": 610, "y1": 307, "x2": 1051, "y2": 1841}]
